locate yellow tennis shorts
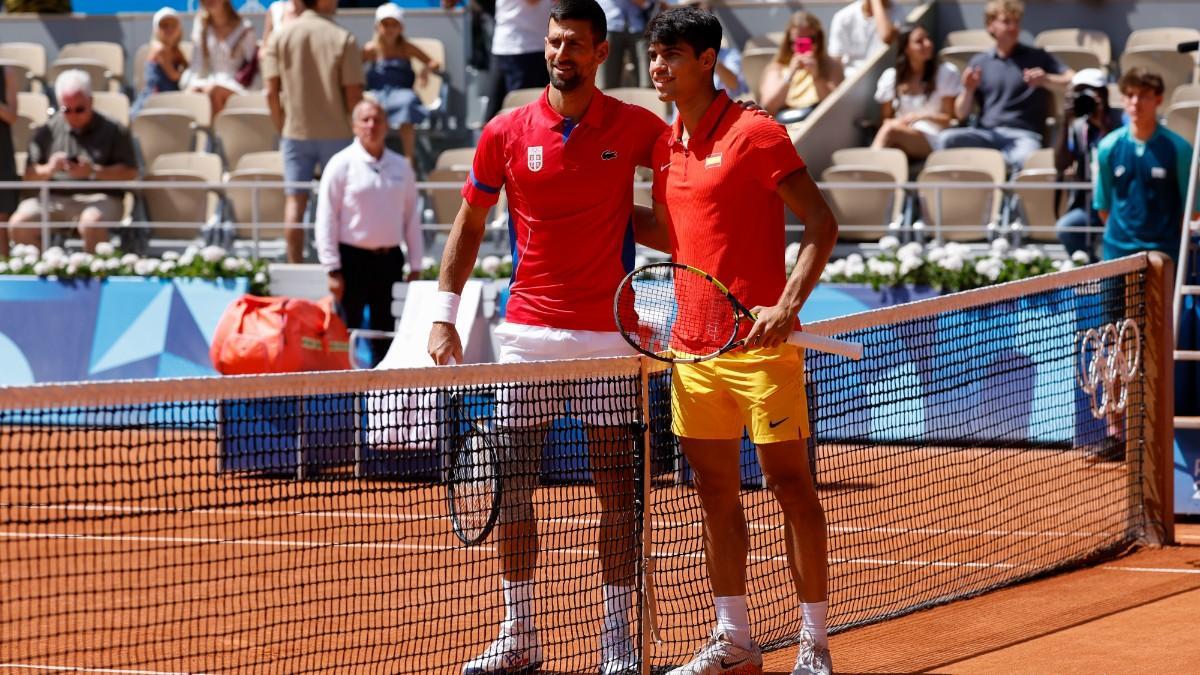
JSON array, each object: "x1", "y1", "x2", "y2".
[{"x1": 671, "y1": 345, "x2": 811, "y2": 444}]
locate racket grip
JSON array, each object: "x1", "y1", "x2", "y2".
[{"x1": 787, "y1": 332, "x2": 864, "y2": 360}]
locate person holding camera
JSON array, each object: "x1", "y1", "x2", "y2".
[
  {"x1": 1053, "y1": 68, "x2": 1122, "y2": 262},
  {"x1": 760, "y1": 11, "x2": 844, "y2": 125}
]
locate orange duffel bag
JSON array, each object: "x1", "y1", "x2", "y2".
[{"x1": 210, "y1": 295, "x2": 351, "y2": 375}]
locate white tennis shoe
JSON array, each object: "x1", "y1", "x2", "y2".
[
  {"x1": 599, "y1": 628, "x2": 637, "y2": 674},
  {"x1": 461, "y1": 623, "x2": 543, "y2": 675},
  {"x1": 790, "y1": 628, "x2": 831, "y2": 675},
  {"x1": 666, "y1": 630, "x2": 763, "y2": 675}
]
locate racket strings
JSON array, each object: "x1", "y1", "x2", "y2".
[{"x1": 618, "y1": 266, "x2": 737, "y2": 358}]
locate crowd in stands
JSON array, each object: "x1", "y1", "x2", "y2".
[{"x1": 0, "y1": 0, "x2": 1196, "y2": 269}]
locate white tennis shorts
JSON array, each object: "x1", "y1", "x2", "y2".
[{"x1": 493, "y1": 321, "x2": 637, "y2": 427}]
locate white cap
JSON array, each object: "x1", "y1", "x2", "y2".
[
  {"x1": 1071, "y1": 68, "x2": 1107, "y2": 89},
  {"x1": 152, "y1": 7, "x2": 180, "y2": 32},
  {"x1": 375, "y1": 3, "x2": 404, "y2": 24}
]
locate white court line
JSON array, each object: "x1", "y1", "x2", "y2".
[
  {"x1": 1178, "y1": 534, "x2": 1200, "y2": 541},
  {"x1": 0, "y1": 664, "x2": 204, "y2": 675},
  {"x1": 5, "y1": 503, "x2": 1114, "y2": 542},
  {"x1": 1100, "y1": 565, "x2": 1200, "y2": 575}
]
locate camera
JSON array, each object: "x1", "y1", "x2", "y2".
[{"x1": 1067, "y1": 88, "x2": 1100, "y2": 118}]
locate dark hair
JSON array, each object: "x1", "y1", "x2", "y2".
[
  {"x1": 894, "y1": 24, "x2": 936, "y2": 98},
  {"x1": 300, "y1": 0, "x2": 318, "y2": 8},
  {"x1": 1118, "y1": 67, "x2": 1165, "y2": 96},
  {"x1": 645, "y1": 7, "x2": 722, "y2": 66},
  {"x1": 549, "y1": 0, "x2": 608, "y2": 45}
]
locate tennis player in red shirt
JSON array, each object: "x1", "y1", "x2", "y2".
[
  {"x1": 427, "y1": 1, "x2": 667, "y2": 673},
  {"x1": 642, "y1": 8, "x2": 839, "y2": 675}
]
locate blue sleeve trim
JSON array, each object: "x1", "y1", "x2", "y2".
[{"x1": 469, "y1": 169, "x2": 501, "y2": 194}]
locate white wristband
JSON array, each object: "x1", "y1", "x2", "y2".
[{"x1": 432, "y1": 291, "x2": 460, "y2": 324}]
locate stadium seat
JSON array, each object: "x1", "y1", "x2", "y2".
[
  {"x1": 46, "y1": 58, "x2": 117, "y2": 95},
  {"x1": 938, "y1": 46, "x2": 986, "y2": 76},
  {"x1": 91, "y1": 90, "x2": 130, "y2": 126},
  {"x1": 131, "y1": 110, "x2": 201, "y2": 171},
  {"x1": 57, "y1": 42, "x2": 124, "y2": 84},
  {"x1": 633, "y1": 165, "x2": 652, "y2": 208},
  {"x1": 1119, "y1": 48, "x2": 1197, "y2": 104},
  {"x1": 921, "y1": 148, "x2": 1006, "y2": 241},
  {"x1": 500, "y1": 87, "x2": 543, "y2": 111},
  {"x1": 1171, "y1": 82, "x2": 1200, "y2": 106},
  {"x1": 226, "y1": 168, "x2": 286, "y2": 240},
  {"x1": 16, "y1": 91, "x2": 49, "y2": 125},
  {"x1": 425, "y1": 167, "x2": 468, "y2": 225},
  {"x1": 10, "y1": 116, "x2": 32, "y2": 158},
  {"x1": 821, "y1": 165, "x2": 902, "y2": 242},
  {"x1": 1044, "y1": 47, "x2": 1103, "y2": 73},
  {"x1": 137, "y1": 90, "x2": 212, "y2": 127},
  {"x1": 434, "y1": 146, "x2": 475, "y2": 171},
  {"x1": 945, "y1": 29, "x2": 994, "y2": 48},
  {"x1": 235, "y1": 150, "x2": 284, "y2": 173},
  {"x1": 408, "y1": 37, "x2": 449, "y2": 127},
  {"x1": 832, "y1": 147, "x2": 909, "y2": 183},
  {"x1": 0, "y1": 42, "x2": 46, "y2": 92},
  {"x1": 14, "y1": 151, "x2": 26, "y2": 176},
  {"x1": 1125, "y1": 27, "x2": 1200, "y2": 51},
  {"x1": 213, "y1": 109, "x2": 279, "y2": 173},
  {"x1": 606, "y1": 86, "x2": 671, "y2": 121},
  {"x1": 1035, "y1": 28, "x2": 1111, "y2": 68},
  {"x1": 743, "y1": 31, "x2": 784, "y2": 51},
  {"x1": 741, "y1": 48, "x2": 776, "y2": 102},
  {"x1": 1010, "y1": 148, "x2": 1061, "y2": 242},
  {"x1": 1166, "y1": 102, "x2": 1199, "y2": 143},
  {"x1": 142, "y1": 151, "x2": 223, "y2": 240}
]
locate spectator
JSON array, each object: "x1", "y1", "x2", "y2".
[
  {"x1": 261, "y1": 0, "x2": 302, "y2": 57},
  {"x1": 132, "y1": 8, "x2": 189, "y2": 116},
  {"x1": 316, "y1": 98, "x2": 422, "y2": 368},
  {"x1": 1094, "y1": 68, "x2": 1200, "y2": 263},
  {"x1": 483, "y1": 0, "x2": 552, "y2": 121},
  {"x1": 596, "y1": 0, "x2": 650, "y2": 89},
  {"x1": 363, "y1": 3, "x2": 440, "y2": 168},
  {"x1": 759, "y1": 11, "x2": 844, "y2": 125},
  {"x1": 1054, "y1": 68, "x2": 1122, "y2": 262},
  {"x1": 263, "y1": 0, "x2": 364, "y2": 263},
  {"x1": 682, "y1": 0, "x2": 748, "y2": 98},
  {"x1": 6, "y1": 70, "x2": 138, "y2": 253},
  {"x1": 828, "y1": 0, "x2": 900, "y2": 77},
  {"x1": 937, "y1": 0, "x2": 1073, "y2": 171},
  {"x1": 187, "y1": 0, "x2": 258, "y2": 117},
  {"x1": 871, "y1": 23, "x2": 959, "y2": 160},
  {"x1": 0, "y1": 57, "x2": 19, "y2": 257}
]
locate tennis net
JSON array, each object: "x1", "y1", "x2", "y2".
[{"x1": 0, "y1": 255, "x2": 1173, "y2": 673}]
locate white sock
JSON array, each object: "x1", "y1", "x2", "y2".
[
  {"x1": 801, "y1": 601, "x2": 828, "y2": 648},
  {"x1": 714, "y1": 595, "x2": 752, "y2": 649},
  {"x1": 502, "y1": 578, "x2": 535, "y2": 633},
  {"x1": 602, "y1": 583, "x2": 633, "y2": 638}
]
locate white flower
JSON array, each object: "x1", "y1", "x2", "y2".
[
  {"x1": 785, "y1": 241, "x2": 802, "y2": 266},
  {"x1": 480, "y1": 255, "x2": 501, "y2": 275},
  {"x1": 200, "y1": 245, "x2": 226, "y2": 263},
  {"x1": 875, "y1": 260, "x2": 898, "y2": 278},
  {"x1": 104, "y1": 257, "x2": 121, "y2": 271},
  {"x1": 253, "y1": 272, "x2": 268, "y2": 285},
  {"x1": 1013, "y1": 247, "x2": 1037, "y2": 264},
  {"x1": 897, "y1": 242, "x2": 923, "y2": 261},
  {"x1": 899, "y1": 257, "x2": 922, "y2": 276},
  {"x1": 65, "y1": 263, "x2": 78, "y2": 275},
  {"x1": 21, "y1": 245, "x2": 39, "y2": 258},
  {"x1": 820, "y1": 268, "x2": 831, "y2": 282},
  {"x1": 159, "y1": 260, "x2": 176, "y2": 274},
  {"x1": 68, "y1": 252, "x2": 90, "y2": 267},
  {"x1": 975, "y1": 258, "x2": 1002, "y2": 281},
  {"x1": 120, "y1": 253, "x2": 139, "y2": 266},
  {"x1": 32, "y1": 261, "x2": 48, "y2": 275},
  {"x1": 945, "y1": 242, "x2": 971, "y2": 259},
  {"x1": 878, "y1": 235, "x2": 900, "y2": 252},
  {"x1": 938, "y1": 255, "x2": 964, "y2": 272},
  {"x1": 1056, "y1": 259, "x2": 1075, "y2": 271},
  {"x1": 844, "y1": 257, "x2": 866, "y2": 277},
  {"x1": 990, "y1": 238, "x2": 1011, "y2": 255},
  {"x1": 89, "y1": 259, "x2": 106, "y2": 274},
  {"x1": 421, "y1": 256, "x2": 437, "y2": 270},
  {"x1": 221, "y1": 258, "x2": 241, "y2": 272},
  {"x1": 10, "y1": 244, "x2": 28, "y2": 258},
  {"x1": 927, "y1": 246, "x2": 946, "y2": 262},
  {"x1": 825, "y1": 259, "x2": 846, "y2": 277},
  {"x1": 0, "y1": 261, "x2": 8, "y2": 274},
  {"x1": 240, "y1": 259, "x2": 254, "y2": 272},
  {"x1": 43, "y1": 246, "x2": 66, "y2": 261},
  {"x1": 134, "y1": 259, "x2": 160, "y2": 275},
  {"x1": 94, "y1": 242, "x2": 115, "y2": 257},
  {"x1": 162, "y1": 250, "x2": 180, "y2": 261},
  {"x1": 1070, "y1": 250, "x2": 1091, "y2": 265},
  {"x1": 41, "y1": 256, "x2": 62, "y2": 272}
]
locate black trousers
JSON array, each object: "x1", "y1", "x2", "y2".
[{"x1": 337, "y1": 243, "x2": 405, "y2": 367}]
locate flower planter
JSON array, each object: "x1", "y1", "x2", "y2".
[{"x1": 0, "y1": 276, "x2": 247, "y2": 385}]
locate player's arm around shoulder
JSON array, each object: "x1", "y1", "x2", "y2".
[{"x1": 633, "y1": 124, "x2": 675, "y2": 254}]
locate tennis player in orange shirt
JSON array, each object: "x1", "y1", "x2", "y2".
[{"x1": 637, "y1": 7, "x2": 840, "y2": 675}]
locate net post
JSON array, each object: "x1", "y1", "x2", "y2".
[
  {"x1": 638, "y1": 356, "x2": 655, "y2": 675},
  {"x1": 1143, "y1": 252, "x2": 1176, "y2": 545}
]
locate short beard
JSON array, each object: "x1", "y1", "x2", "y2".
[{"x1": 548, "y1": 63, "x2": 583, "y2": 92}]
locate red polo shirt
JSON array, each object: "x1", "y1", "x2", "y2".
[
  {"x1": 462, "y1": 88, "x2": 667, "y2": 331},
  {"x1": 651, "y1": 91, "x2": 807, "y2": 319}
]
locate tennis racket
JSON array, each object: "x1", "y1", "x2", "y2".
[
  {"x1": 445, "y1": 394, "x2": 502, "y2": 546},
  {"x1": 613, "y1": 262, "x2": 863, "y2": 363}
]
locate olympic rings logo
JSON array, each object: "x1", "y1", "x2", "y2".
[{"x1": 1076, "y1": 319, "x2": 1141, "y2": 420}]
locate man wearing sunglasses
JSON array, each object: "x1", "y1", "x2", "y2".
[{"x1": 7, "y1": 68, "x2": 138, "y2": 253}]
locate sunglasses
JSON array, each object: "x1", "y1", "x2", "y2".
[{"x1": 60, "y1": 105, "x2": 89, "y2": 114}]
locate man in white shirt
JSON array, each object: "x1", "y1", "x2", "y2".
[
  {"x1": 484, "y1": 0, "x2": 553, "y2": 121},
  {"x1": 828, "y1": 0, "x2": 900, "y2": 77},
  {"x1": 316, "y1": 99, "x2": 423, "y2": 367}
]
